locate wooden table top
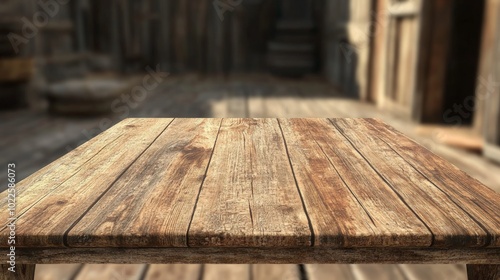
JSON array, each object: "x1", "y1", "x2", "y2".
[{"x1": 1, "y1": 118, "x2": 499, "y2": 250}]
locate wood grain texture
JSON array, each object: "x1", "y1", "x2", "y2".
[
  {"x1": 363, "y1": 118, "x2": 500, "y2": 247},
  {"x1": 143, "y1": 264, "x2": 201, "y2": 280},
  {"x1": 279, "y1": 118, "x2": 430, "y2": 247},
  {"x1": 0, "y1": 119, "x2": 174, "y2": 247},
  {"x1": 0, "y1": 264, "x2": 35, "y2": 280},
  {"x1": 466, "y1": 265, "x2": 499, "y2": 280},
  {"x1": 1, "y1": 118, "x2": 498, "y2": 256},
  {"x1": 67, "y1": 118, "x2": 222, "y2": 247},
  {"x1": 0, "y1": 118, "x2": 140, "y2": 230},
  {"x1": 330, "y1": 118, "x2": 488, "y2": 247},
  {"x1": 188, "y1": 118, "x2": 311, "y2": 247},
  {"x1": 14, "y1": 248, "x2": 500, "y2": 264}
]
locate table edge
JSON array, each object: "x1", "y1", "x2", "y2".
[{"x1": 16, "y1": 247, "x2": 500, "y2": 264}]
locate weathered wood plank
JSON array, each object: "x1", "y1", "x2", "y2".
[
  {"x1": 74, "y1": 264, "x2": 147, "y2": 280},
  {"x1": 0, "y1": 118, "x2": 143, "y2": 227},
  {"x1": 278, "y1": 118, "x2": 378, "y2": 247},
  {"x1": 279, "y1": 118, "x2": 431, "y2": 247},
  {"x1": 0, "y1": 119, "x2": 174, "y2": 247},
  {"x1": 143, "y1": 264, "x2": 201, "y2": 280},
  {"x1": 466, "y1": 264, "x2": 499, "y2": 280},
  {"x1": 331, "y1": 118, "x2": 488, "y2": 247},
  {"x1": 0, "y1": 264, "x2": 35, "y2": 280},
  {"x1": 474, "y1": 0, "x2": 500, "y2": 134},
  {"x1": 203, "y1": 265, "x2": 250, "y2": 280},
  {"x1": 34, "y1": 264, "x2": 82, "y2": 280},
  {"x1": 67, "y1": 119, "x2": 222, "y2": 247},
  {"x1": 252, "y1": 264, "x2": 301, "y2": 280},
  {"x1": 188, "y1": 118, "x2": 311, "y2": 247},
  {"x1": 14, "y1": 247, "x2": 500, "y2": 264},
  {"x1": 364, "y1": 118, "x2": 500, "y2": 247}
]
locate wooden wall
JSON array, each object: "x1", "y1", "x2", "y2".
[
  {"x1": 322, "y1": 0, "x2": 373, "y2": 99},
  {"x1": 370, "y1": 0, "x2": 450, "y2": 120},
  {"x1": 478, "y1": 0, "x2": 500, "y2": 163},
  {"x1": 369, "y1": 0, "x2": 486, "y2": 124},
  {"x1": 371, "y1": 0, "x2": 424, "y2": 117},
  {"x1": 82, "y1": 0, "x2": 278, "y2": 74}
]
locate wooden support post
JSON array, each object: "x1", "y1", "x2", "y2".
[
  {"x1": 467, "y1": 264, "x2": 499, "y2": 280},
  {"x1": 482, "y1": 0, "x2": 500, "y2": 164},
  {"x1": 0, "y1": 264, "x2": 35, "y2": 280}
]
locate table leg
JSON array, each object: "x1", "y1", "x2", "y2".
[
  {"x1": 467, "y1": 264, "x2": 499, "y2": 280},
  {"x1": 0, "y1": 264, "x2": 35, "y2": 280}
]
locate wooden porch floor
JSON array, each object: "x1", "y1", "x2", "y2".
[
  {"x1": 34, "y1": 264, "x2": 468, "y2": 280},
  {"x1": 1, "y1": 73, "x2": 498, "y2": 279}
]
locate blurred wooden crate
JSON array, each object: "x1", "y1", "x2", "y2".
[{"x1": 0, "y1": 58, "x2": 34, "y2": 83}]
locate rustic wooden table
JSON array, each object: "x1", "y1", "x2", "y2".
[{"x1": 1, "y1": 118, "x2": 499, "y2": 280}]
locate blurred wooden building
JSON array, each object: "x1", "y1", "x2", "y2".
[
  {"x1": 1, "y1": 0, "x2": 500, "y2": 163},
  {"x1": 324, "y1": 0, "x2": 500, "y2": 163}
]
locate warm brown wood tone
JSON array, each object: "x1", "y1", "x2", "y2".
[
  {"x1": 0, "y1": 118, "x2": 174, "y2": 247},
  {"x1": 279, "y1": 118, "x2": 430, "y2": 247},
  {"x1": 188, "y1": 119, "x2": 311, "y2": 247},
  {"x1": 14, "y1": 247, "x2": 500, "y2": 264},
  {"x1": 0, "y1": 264, "x2": 35, "y2": 280},
  {"x1": 466, "y1": 265, "x2": 500, "y2": 280},
  {"x1": 0, "y1": 118, "x2": 149, "y2": 228},
  {"x1": 331, "y1": 118, "x2": 487, "y2": 247},
  {"x1": 67, "y1": 118, "x2": 222, "y2": 247},
  {"x1": 363, "y1": 119, "x2": 500, "y2": 247},
  {"x1": 0, "y1": 118, "x2": 499, "y2": 272}
]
